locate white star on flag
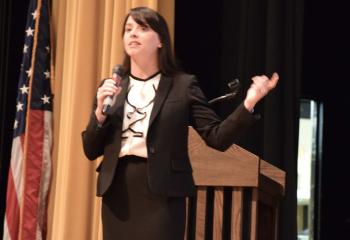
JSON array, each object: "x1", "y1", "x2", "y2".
[
  {"x1": 44, "y1": 70, "x2": 50, "y2": 79},
  {"x1": 25, "y1": 27, "x2": 34, "y2": 37},
  {"x1": 16, "y1": 102, "x2": 24, "y2": 112},
  {"x1": 20, "y1": 84, "x2": 29, "y2": 94},
  {"x1": 46, "y1": 46, "x2": 50, "y2": 52},
  {"x1": 32, "y1": 10, "x2": 38, "y2": 19},
  {"x1": 13, "y1": 120, "x2": 19, "y2": 129},
  {"x1": 26, "y1": 68, "x2": 32, "y2": 77},
  {"x1": 41, "y1": 95, "x2": 50, "y2": 104},
  {"x1": 23, "y1": 44, "x2": 29, "y2": 53}
]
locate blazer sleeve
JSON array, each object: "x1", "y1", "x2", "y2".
[
  {"x1": 188, "y1": 76, "x2": 259, "y2": 151},
  {"x1": 81, "y1": 89, "x2": 113, "y2": 161}
]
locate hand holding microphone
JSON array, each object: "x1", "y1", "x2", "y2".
[
  {"x1": 102, "y1": 65, "x2": 124, "y2": 114},
  {"x1": 95, "y1": 65, "x2": 124, "y2": 123}
]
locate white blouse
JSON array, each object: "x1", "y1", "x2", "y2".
[{"x1": 119, "y1": 72, "x2": 161, "y2": 158}]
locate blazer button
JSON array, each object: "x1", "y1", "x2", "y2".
[{"x1": 149, "y1": 147, "x2": 156, "y2": 154}]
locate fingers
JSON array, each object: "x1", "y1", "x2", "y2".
[
  {"x1": 250, "y1": 82, "x2": 268, "y2": 96},
  {"x1": 251, "y1": 72, "x2": 279, "y2": 94},
  {"x1": 97, "y1": 79, "x2": 119, "y2": 99},
  {"x1": 268, "y1": 72, "x2": 279, "y2": 89},
  {"x1": 244, "y1": 72, "x2": 279, "y2": 110}
]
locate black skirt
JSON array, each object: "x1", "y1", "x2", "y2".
[{"x1": 101, "y1": 155, "x2": 186, "y2": 240}]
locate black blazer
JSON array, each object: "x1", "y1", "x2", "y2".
[{"x1": 82, "y1": 73, "x2": 257, "y2": 197}]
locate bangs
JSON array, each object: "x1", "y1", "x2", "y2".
[
  {"x1": 129, "y1": 8, "x2": 159, "y2": 30},
  {"x1": 130, "y1": 13, "x2": 148, "y2": 28}
]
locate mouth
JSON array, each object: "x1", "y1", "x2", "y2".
[{"x1": 129, "y1": 41, "x2": 141, "y2": 46}]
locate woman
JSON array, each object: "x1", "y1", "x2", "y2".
[{"x1": 82, "y1": 6, "x2": 279, "y2": 240}]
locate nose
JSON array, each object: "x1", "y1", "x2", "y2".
[{"x1": 129, "y1": 28, "x2": 138, "y2": 38}]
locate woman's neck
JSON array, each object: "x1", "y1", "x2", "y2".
[{"x1": 130, "y1": 57, "x2": 159, "y2": 79}]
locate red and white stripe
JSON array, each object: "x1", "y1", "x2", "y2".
[{"x1": 3, "y1": 110, "x2": 52, "y2": 240}]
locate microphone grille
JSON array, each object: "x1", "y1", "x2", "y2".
[{"x1": 112, "y1": 64, "x2": 124, "y2": 76}]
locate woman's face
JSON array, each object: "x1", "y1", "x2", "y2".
[{"x1": 123, "y1": 16, "x2": 161, "y2": 60}]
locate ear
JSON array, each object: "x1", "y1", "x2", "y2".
[{"x1": 158, "y1": 43, "x2": 162, "y2": 48}]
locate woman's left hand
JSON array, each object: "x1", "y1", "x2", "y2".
[{"x1": 244, "y1": 72, "x2": 279, "y2": 112}]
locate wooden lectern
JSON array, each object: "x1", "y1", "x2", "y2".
[{"x1": 185, "y1": 127, "x2": 285, "y2": 240}]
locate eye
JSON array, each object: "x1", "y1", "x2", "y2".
[
  {"x1": 140, "y1": 26, "x2": 149, "y2": 31},
  {"x1": 125, "y1": 27, "x2": 132, "y2": 33}
]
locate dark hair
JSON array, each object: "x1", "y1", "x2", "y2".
[{"x1": 121, "y1": 7, "x2": 178, "y2": 76}]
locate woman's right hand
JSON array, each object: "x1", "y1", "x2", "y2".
[{"x1": 95, "y1": 78, "x2": 122, "y2": 124}]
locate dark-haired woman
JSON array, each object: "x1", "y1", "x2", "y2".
[{"x1": 82, "y1": 6, "x2": 279, "y2": 240}]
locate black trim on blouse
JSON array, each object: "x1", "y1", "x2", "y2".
[{"x1": 129, "y1": 71, "x2": 161, "y2": 81}]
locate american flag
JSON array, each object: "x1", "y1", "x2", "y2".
[{"x1": 2, "y1": 0, "x2": 53, "y2": 239}]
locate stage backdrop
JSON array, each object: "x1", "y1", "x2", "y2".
[{"x1": 49, "y1": 0, "x2": 174, "y2": 239}]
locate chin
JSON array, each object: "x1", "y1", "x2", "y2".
[{"x1": 126, "y1": 49, "x2": 141, "y2": 56}]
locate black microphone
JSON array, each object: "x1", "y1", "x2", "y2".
[
  {"x1": 102, "y1": 64, "x2": 124, "y2": 115},
  {"x1": 208, "y1": 78, "x2": 240, "y2": 105}
]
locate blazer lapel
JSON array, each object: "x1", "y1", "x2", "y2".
[{"x1": 149, "y1": 75, "x2": 173, "y2": 127}]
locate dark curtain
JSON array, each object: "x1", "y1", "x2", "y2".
[
  {"x1": 0, "y1": 0, "x2": 28, "y2": 237},
  {"x1": 175, "y1": 0, "x2": 303, "y2": 239},
  {"x1": 302, "y1": 2, "x2": 350, "y2": 239}
]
